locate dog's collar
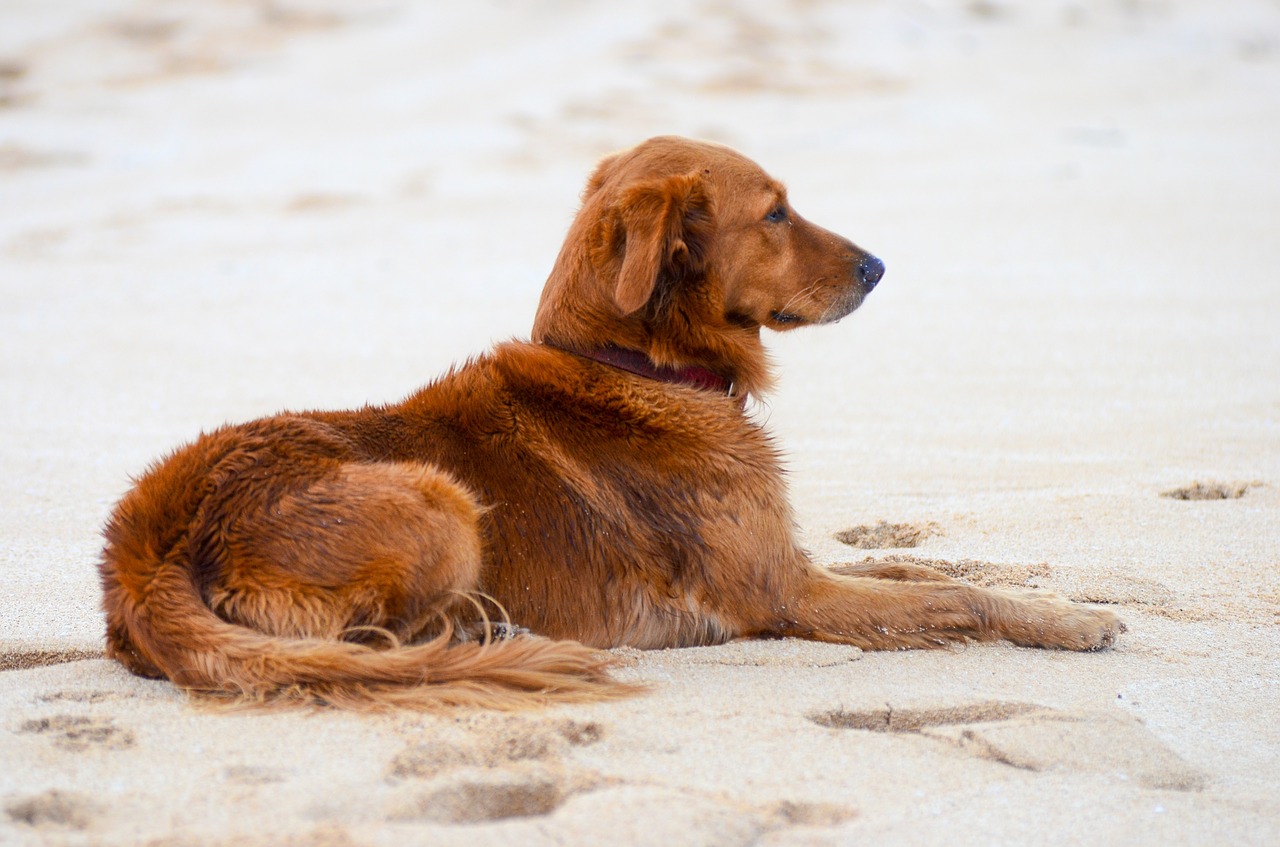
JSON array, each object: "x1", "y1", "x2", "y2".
[{"x1": 549, "y1": 343, "x2": 735, "y2": 398}]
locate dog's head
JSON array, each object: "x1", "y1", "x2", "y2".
[{"x1": 534, "y1": 136, "x2": 883, "y2": 397}]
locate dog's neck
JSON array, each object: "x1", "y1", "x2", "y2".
[
  {"x1": 548, "y1": 343, "x2": 735, "y2": 397},
  {"x1": 531, "y1": 207, "x2": 775, "y2": 400}
]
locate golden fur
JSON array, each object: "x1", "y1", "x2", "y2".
[{"x1": 100, "y1": 136, "x2": 1123, "y2": 709}]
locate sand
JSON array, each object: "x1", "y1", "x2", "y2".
[{"x1": 2, "y1": 0, "x2": 1279, "y2": 844}]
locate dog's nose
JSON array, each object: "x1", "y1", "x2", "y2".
[{"x1": 857, "y1": 255, "x2": 885, "y2": 291}]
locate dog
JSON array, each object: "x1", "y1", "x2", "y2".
[{"x1": 100, "y1": 136, "x2": 1123, "y2": 708}]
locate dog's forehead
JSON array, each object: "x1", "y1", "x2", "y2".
[
  {"x1": 707, "y1": 154, "x2": 776, "y2": 186},
  {"x1": 585, "y1": 137, "x2": 786, "y2": 214},
  {"x1": 673, "y1": 141, "x2": 774, "y2": 184},
  {"x1": 704, "y1": 159, "x2": 788, "y2": 208},
  {"x1": 685, "y1": 147, "x2": 783, "y2": 202},
  {"x1": 614, "y1": 137, "x2": 775, "y2": 182}
]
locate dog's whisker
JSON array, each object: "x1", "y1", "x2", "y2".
[{"x1": 774, "y1": 283, "x2": 825, "y2": 320}]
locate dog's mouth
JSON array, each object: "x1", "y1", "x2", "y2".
[{"x1": 767, "y1": 290, "x2": 865, "y2": 330}]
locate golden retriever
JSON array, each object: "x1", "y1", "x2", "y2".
[{"x1": 100, "y1": 136, "x2": 1123, "y2": 708}]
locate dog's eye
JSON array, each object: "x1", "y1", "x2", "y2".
[{"x1": 765, "y1": 205, "x2": 788, "y2": 224}]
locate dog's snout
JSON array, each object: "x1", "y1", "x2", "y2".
[{"x1": 857, "y1": 255, "x2": 885, "y2": 291}]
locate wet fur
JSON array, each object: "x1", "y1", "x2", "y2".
[{"x1": 100, "y1": 136, "x2": 1123, "y2": 709}]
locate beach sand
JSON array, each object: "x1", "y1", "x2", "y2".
[{"x1": 2, "y1": 1, "x2": 1278, "y2": 844}]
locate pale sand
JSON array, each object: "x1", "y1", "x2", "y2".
[{"x1": 2, "y1": 1, "x2": 1278, "y2": 844}]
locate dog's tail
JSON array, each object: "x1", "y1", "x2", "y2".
[
  {"x1": 102, "y1": 542, "x2": 634, "y2": 709},
  {"x1": 101, "y1": 512, "x2": 636, "y2": 712}
]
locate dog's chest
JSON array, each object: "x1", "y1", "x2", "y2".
[{"x1": 442, "y1": 400, "x2": 789, "y2": 642}]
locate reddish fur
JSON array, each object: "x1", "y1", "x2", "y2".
[{"x1": 100, "y1": 136, "x2": 1123, "y2": 709}]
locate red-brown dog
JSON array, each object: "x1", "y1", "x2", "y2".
[{"x1": 100, "y1": 137, "x2": 1122, "y2": 708}]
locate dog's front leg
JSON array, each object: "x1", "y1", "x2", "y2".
[
  {"x1": 827, "y1": 560, "x2": 962, "y2": 583},
  {"x1": 755, "y1": 566, "x2": 1123, "y2": 652}
]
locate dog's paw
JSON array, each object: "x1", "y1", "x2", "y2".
[
  {"x1": 455, "y1": 620, "x2": 534, "y2": 643},
  {"x1": 1071, "y1": 606, "x2": 1126, "y2": 651},
  {"x1": 1012, "y1": 600, "x2": 1125, "y2": 651},
  {"x1": 490, "y1": 622, "x2": 533, "y2": 641}
]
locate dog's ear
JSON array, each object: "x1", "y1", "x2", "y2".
[{"x1": 606, "y1": 172, "x2": 713, "y2": 315}]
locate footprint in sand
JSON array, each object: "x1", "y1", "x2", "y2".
[
  {"x1": 388, "y1": 715, "x2": 610, "y2": 823},
  {"x1": 17, "y1": 714, "x2": 135, "y2": 752},
  {"x1": 552, "y1": 787, "x2": 858, "y2": 843},
  {"x1": 38, "y1": 690, "x2": 121, "y2": 704},
  {"x1": 843, "y1": 555, "x2": 1052, "y2": 589},
  {"x1": 0, "y1": 58, "x2": 28, "y2": 108},
  {"x1": 811, "y1": 701, "x2": 1043, "y2": 732},
  {"x1": 389, "y1": 715, "x2": 604, "y2": 779},
  {"x1": 388, "y1": 770, "x2": 566, "y2": 824},
  {"x1": 766, "y1": 799, "x2": 858, "y2": 827},
  {"x1": 224, "y1": 765, "x2": 291, "y2": 786},
  {"x1": 1160, "y1": 481, "x2": 1256, "y2": 500},
  {"x1": 1049, "y1": 568, "x2": 1178, "y2": 609},
  {"x1": 4, "y1": 789, "x2": 99, "y2": 830},
  {"x1": 835, "y1": 521, "x2": 938, "y2": 549},
  {"x1": 0, "y1": 648, "x2": 103, "y2": 672},
  {"x1": 811, "y1": 702, "x2": 1204, "y2": 791}
]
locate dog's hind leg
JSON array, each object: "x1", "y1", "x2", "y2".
[
  {"x1": 757, "y1": 567, "x2": 1123, "y2": 652},
  {"x1": 202, "y1": 460, "x2": 485, "y2": 646}
]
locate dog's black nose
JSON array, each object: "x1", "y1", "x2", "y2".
[{"x1": 857, "y1": 255, "x2": 885, "y2": 291}]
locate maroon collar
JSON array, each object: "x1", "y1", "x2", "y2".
[{"x1": 550, "y1": 343, "x2": 734, "y2": 397}]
